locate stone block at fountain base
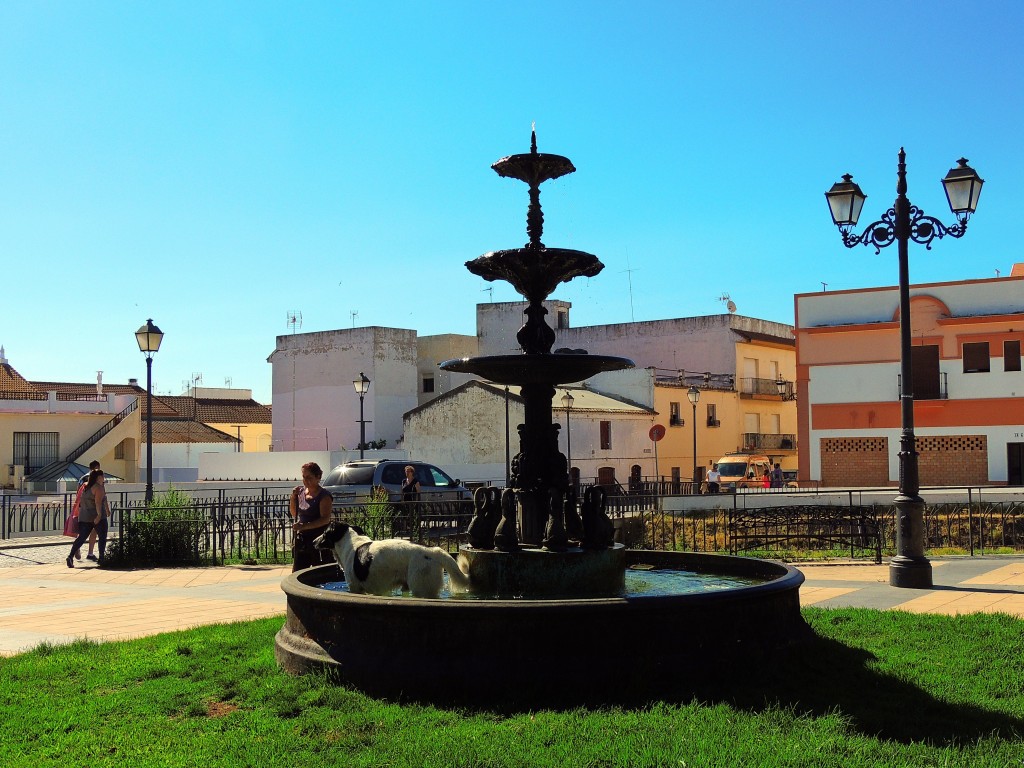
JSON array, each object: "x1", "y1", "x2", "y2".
[{"x1": 459, "y1": 544, "x2": 626, "y2": 597}]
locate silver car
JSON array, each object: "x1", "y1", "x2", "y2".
[{"x1": 321, "y1": 459, "x2": 468, "y2": 502}]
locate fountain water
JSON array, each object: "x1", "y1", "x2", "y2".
[{"x1": 274, "y1": 132, "x2": 809, "y2": 707}]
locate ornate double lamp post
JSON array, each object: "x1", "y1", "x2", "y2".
[
  {"x1": 687, "y1": 386, "x2": 700, "y2": 486},
  {"x1": 135, "y1": 319, "x2": 164, "y2": 504},
  {"x1": 825, "y1": 150, "x2": 983, "y2": 588},
  {"x1": 353, "y1": 372, "x2": 371, "y2": 459}
]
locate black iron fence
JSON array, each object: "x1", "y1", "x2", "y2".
[
  {"x1": 107, "y1": 496, "x2": 474, "y2": 567},
  {"x1": 5, "y1": 486, "x2": 1024, "y2": 566}
]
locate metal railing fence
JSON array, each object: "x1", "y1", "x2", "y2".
[{"x1": 5, "y1": 484, "x2": 1024, "y2": 565}]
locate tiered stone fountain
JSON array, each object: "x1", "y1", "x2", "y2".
[{"x1": 274, "y1": 132, "x2": 809, "y2": 708}]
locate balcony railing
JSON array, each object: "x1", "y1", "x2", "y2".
[
  {"x1": 897, "y1": 373, "x2": 948, "y2": 400},
  {"x1": 739, "y1": 377, "x2": 786, "y2": 397},
  {"x1": 741, "y1": 433, "x2": 796, "y2": 451}
]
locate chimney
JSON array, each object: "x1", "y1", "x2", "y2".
[{"x1": 129, "y1": 378, "x2": 139, "y2": 386}]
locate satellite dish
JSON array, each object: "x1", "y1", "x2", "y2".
[{"x1": 727, "y1": 300, "x2": 737, "y2": 313}]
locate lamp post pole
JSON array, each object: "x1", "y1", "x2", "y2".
[
  {"x1": 825, "y1": 150, "x2": 983, "y2": 588},
  {"x1": 561, "y1": 391, "x2": 575, "y2": 488},
  {"x1": 135, "y1": 319, "x2": 164, "y2": 505},
  {"x1": 353, "y1": 372, "x2": 371, "y2": 459},
  {"x1": 687, "y1": 386, "x2": 700, "y2": 488}
]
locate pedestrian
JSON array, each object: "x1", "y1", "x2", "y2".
[
  {"x1": 705, "y1": 464, "x2": 720, "y2": 494},
  {"x1": 398, "y1": 464, "x2": 422, "y2": 535},
  {"x1": 761, "y1": 469, "x2": 771, "y2": 489},
  {"x1": 771, "y1": 463, "x2": 784, "y2": 489},
  {"x1": 289, "y1": 461, "x2": 335, "y2": 572},
  {"x1": 70, "y1": 460, "x2": 102, "y2": 560},
  {"x1": 67, "y1": 469, "x2": 109, "y2": 567}
]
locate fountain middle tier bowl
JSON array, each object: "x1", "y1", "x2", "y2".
[
  {"x1": 440, "y1": 352, "x2": 634, "y2": 386},
  {"x1": 274, "y1": 550, "x2": 810, "y2": 708}
]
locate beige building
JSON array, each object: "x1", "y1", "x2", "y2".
[{"x1": 0, "y1": 349, "x2": 272, "y2": 490}]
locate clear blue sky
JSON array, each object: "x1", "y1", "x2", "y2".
[{"x1": 2, "y1": 1, "x2": 1021, "y2": 404}]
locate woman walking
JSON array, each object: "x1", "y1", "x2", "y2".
[{"x1": 67, "y1": 469, "x2": 109, "y2": 567}]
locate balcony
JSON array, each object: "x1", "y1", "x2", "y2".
[
  {"x1": 897, "y1": 373, "x2": 948, "y2": 400},
  {"x1": 739, "y1": 377, "x2": 789, "y2": 398},
  {"x1": 741, "y1": 433, "x2": 796, "y2": 452}
]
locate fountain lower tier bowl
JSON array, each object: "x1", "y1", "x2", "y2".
[
  {"x1": 274, "y1": 551, "x2": 810, "y2": 708},
  {"x1": 440, "y1": 353, "x2": 634, "y2": 386}
]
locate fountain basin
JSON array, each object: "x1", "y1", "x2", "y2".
[{"x1": 274, "y1": 550, "x2": 810, "y2": 707}]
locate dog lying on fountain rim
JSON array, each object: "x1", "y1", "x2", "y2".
[{"x1": 313, "y1": 521, "x2": 472, "y2": 598}]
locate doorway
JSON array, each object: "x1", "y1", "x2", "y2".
[{"x1": 1009, "y1": 443, "x2": 1024, "y2": 486}]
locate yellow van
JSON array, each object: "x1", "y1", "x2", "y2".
[{"x1": 714, "y1": 453, "x2": 773, "y2": 490}]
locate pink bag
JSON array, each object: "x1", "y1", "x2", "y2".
[{"x1": 63, "y1": 514, "x2": 78, "y2": 538}]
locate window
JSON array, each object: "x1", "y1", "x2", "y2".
[
  {"x1": 600, "y1": 421, "x2": 612, "y2": 450},
  {"x1": 422, "y1": 376, "x2": 435, "y2": 393},
  {"x1": 963, "y1": 342, "x2": 990, "y2": 373},
  {"x1": 557, "y1": 310, "x2": 568, "y2": 329},
  {"x1": 911, "y1": 344, "x2": 941, "y2": 399},
  {"x1": 669, "y1": 402, "x2": 682, "y2": 426},
  {"x1": 1005, "y1": 340, "x2": 1022, "y2": 372},
  {"x1": 706, "y1": 403, "x2": 719, "y2": 427},
  {"x1": 12, "y1": 432, "x2": 59, "y2": 475}
]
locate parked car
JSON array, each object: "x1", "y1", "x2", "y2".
[
  {"x1": 714, "y1": 453, "x2": 773, "y2": 490},
  {"x1": 321, "y1": 459, "x2": 469, "y2": 502}
]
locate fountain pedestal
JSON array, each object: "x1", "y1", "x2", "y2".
[{"x1": 459, "y1": 544, "x2": 626, "y2": 597}]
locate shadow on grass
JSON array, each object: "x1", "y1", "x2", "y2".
[
  {"x1": 383, "y1": 613, "x2": 1024, "y2": 746},
  {"x1": 680, "y1": 629, "x2": 1024, "y2": 745}
]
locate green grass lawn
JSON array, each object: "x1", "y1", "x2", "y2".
[{"x1": 1, "y1": 608, "x2": 1022, "y2": 767}]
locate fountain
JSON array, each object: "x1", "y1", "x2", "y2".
[{"x1": 275, "y1": 131, "x2": 809, "y2": 708}]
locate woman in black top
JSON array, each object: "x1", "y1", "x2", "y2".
[{"x1": 289, "y1": 461, "x2": 335, "y2": 572}]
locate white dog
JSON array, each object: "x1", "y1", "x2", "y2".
[{"x1": 313, "y1": 522, "x2": 471, "y2": 598}]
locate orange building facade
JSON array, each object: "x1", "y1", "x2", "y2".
[{"x1": 795, "y1": 265, "x2": 1024, "y2": 487}]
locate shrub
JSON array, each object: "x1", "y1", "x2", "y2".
[{"x1": 105, "y1": 487, "x2": 205, "y2": 567}]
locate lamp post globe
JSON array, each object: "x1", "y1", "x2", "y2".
[{"x1": 135, "y1": 319, "x2": 163, "y2": 504}]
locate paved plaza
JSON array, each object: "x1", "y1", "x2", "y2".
[{"x1": 1, "y1": 537, "x2": 1023, "y2": 657}]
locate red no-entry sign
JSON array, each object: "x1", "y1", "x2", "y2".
[{"x1": 649, "y1": 424, "x2": 666, "y2": 442}]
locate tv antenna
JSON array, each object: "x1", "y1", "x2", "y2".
[
  {"x1": 621, "y1": 253, "x2": 638, "y2": 322},
  {"x1": 717, "y1": 293, "x2": 737, "y2": 314},
  {"x1": 482, "y1": 286, "x2": 494, "y2": 302},
  {"x1": 286, "y1": 311, "x2": 302, "y2": 333},
  {"x1": 224, "y1": 377, "x2": 232, "y2": 388},
  {"x1": 350, "y1": 310, "x2": 359, "y2": 328}
]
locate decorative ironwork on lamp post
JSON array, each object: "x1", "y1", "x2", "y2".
[
  {"x1": 687, "y1": 386, "x2": 700, "y2": 487},
  {"x1": 353, "y1": 372, "x2": 371, "y2": 459},
  {"x1": 825, "y1": 149, "x2": 983, "y2": 588},
  {"x1": 135, "y1": 319, "x2": 164, "y2": 504}
]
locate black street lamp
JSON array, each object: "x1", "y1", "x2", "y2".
[
  {"x1": 825, "y1": 149, "x2": 983, "y2": 589},
  {"x1": 135, "y1": 319, "x2": 164, "y2": 504},
  {"x1": 775, "y1": 377, "x2": 796, "y2": 401},
  {"x1": 561, "y1": 390, "x2": 575, "y2": 487},
  {"x1": 687, "y1": 386, "x2": 700, "y2": 487},
  {"x1": 353, "y1": 372, "x2": 371, "y2": 459}
]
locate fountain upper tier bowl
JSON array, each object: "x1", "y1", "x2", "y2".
[{"x1": 441, "y1": 352, "x2": 634, "y2": 386}]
